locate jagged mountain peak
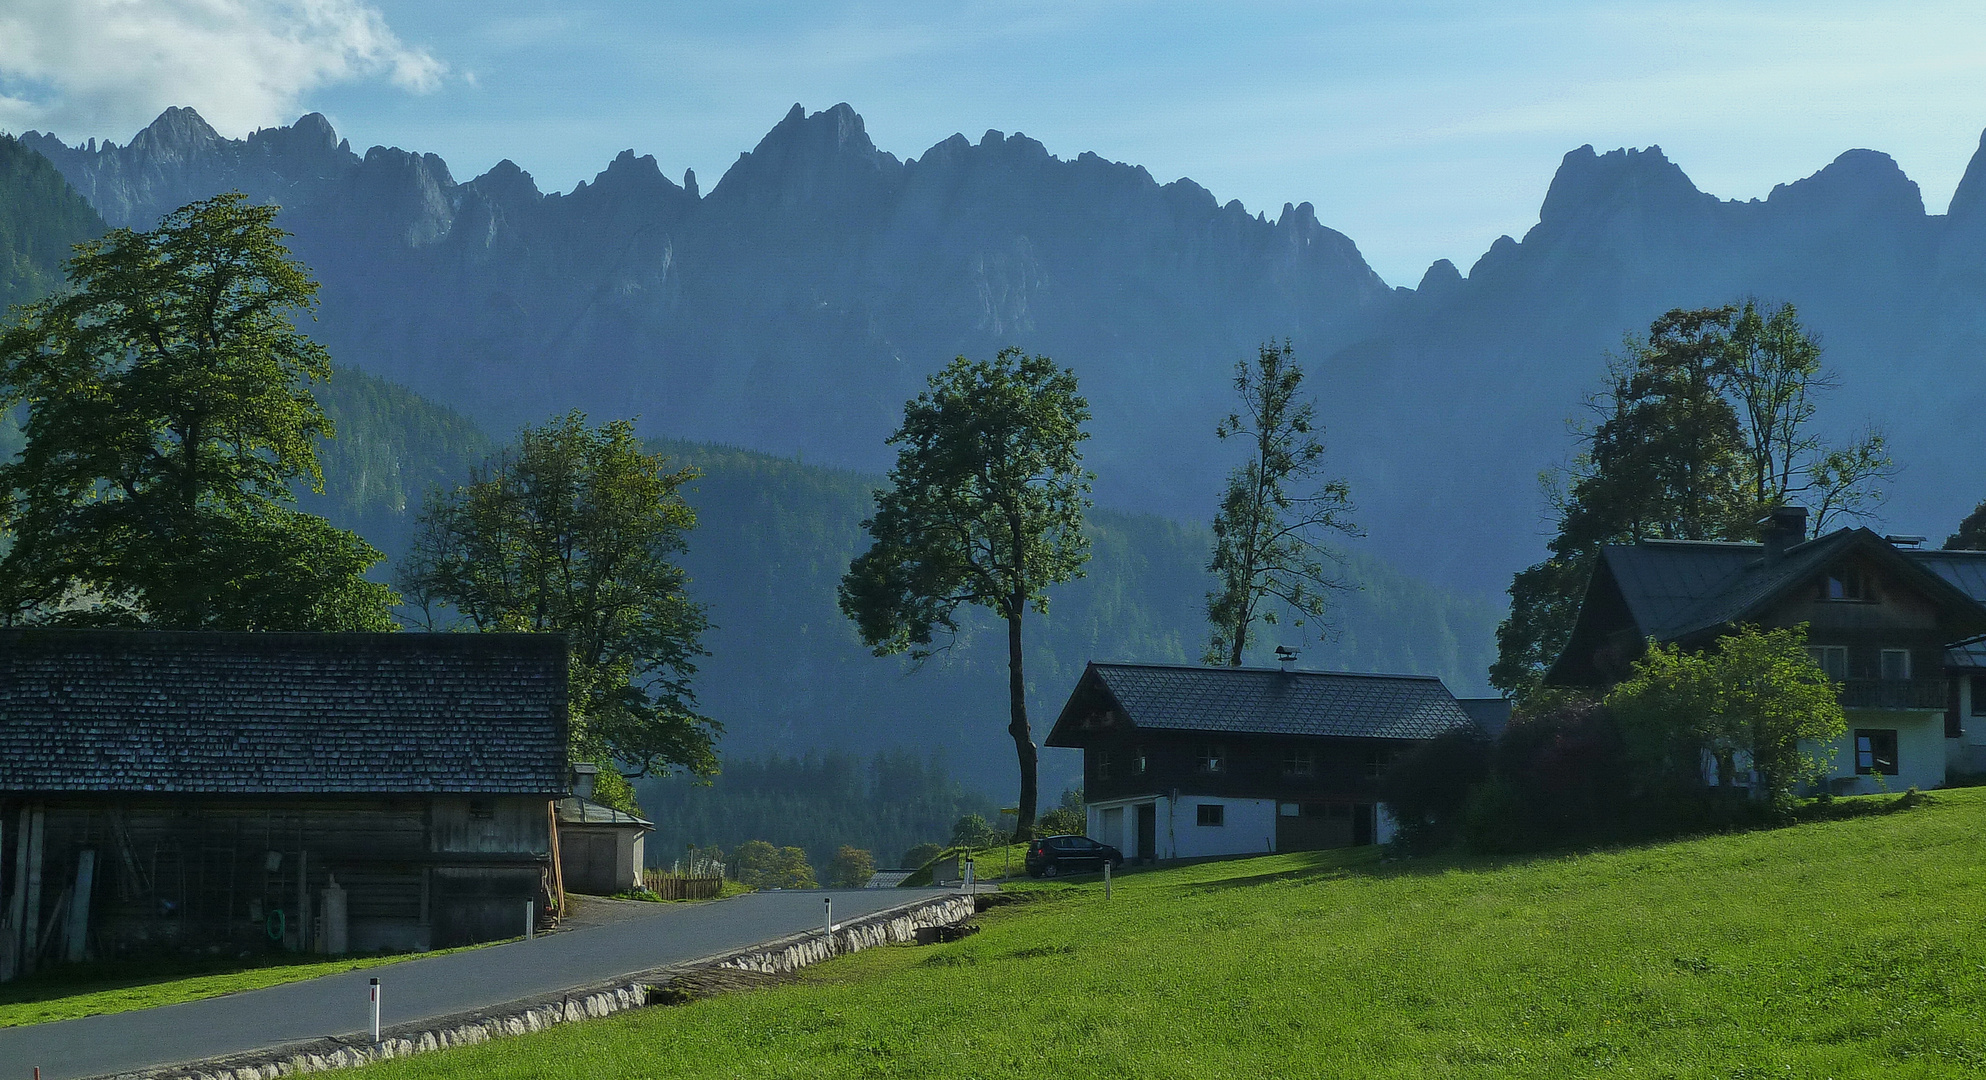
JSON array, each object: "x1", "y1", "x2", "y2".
[
  {"x1": 707, "y1": 102, "x2": 904, "y2": 211},
  {"x1": 1767, "y1": 148, "x2": 1924, "y2": 218},
  {"x1": 1538, "y1": 144, "x2": 1712, "y2": 227},
  {"x1": 129, "y1": 105, "x2": 222, "y2": 155},
  {"x1": 466, "y1": 158, "x2": 542, "y2": 206},
  {"x1": 1949, "y1": 128, "x2": 1986, "y2": 223}
]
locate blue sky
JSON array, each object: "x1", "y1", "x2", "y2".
[{"x1": 5, "y1": 1, "x2": 1986, "y2": 285}]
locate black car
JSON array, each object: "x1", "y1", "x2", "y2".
[{"x1": 1025, "y1": 834, "x2": 1124, "y2": 878}]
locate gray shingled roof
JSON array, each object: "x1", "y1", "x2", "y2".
[
  {"x1": 1602, "y1": 529, "x2": 1986, "y2": 644},
  {"x1": 1054, "y1": 663, "x2": 1474, "y2": 743},
  {"x1": 0, "y1": 630, "x2": 568, "y2": 795},
  {"x1": 1601, "y1": 541, "x2": 1761, "y2": 639}
]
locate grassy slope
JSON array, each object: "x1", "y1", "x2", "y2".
[
  {"x1": 361, "y1": 790, "x2": 1986, "y2": 1079},
  {"x1": 0, "y1": 948, "x2": 479, "y2": 1029}
]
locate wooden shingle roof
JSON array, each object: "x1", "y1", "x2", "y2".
[
  {"x1": 1047, "y1": 662, "x2": 1476, "y2": 747},
  {"x1": 0, "y1": 630, "x2": 568, "y2": 795}
]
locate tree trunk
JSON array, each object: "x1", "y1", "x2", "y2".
[{"x1": 1008, "y1": 606, "x2": 1038, "y2": 840}]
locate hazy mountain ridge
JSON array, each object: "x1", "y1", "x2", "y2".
[
  {"x1": 1328, "y1": 137, "x2": 1986, "y2": 584},
  {"x1": 15, "y1": 104, "x2": 1399, "y2": 548},
  {"x1": 18, "y1": 106, "x2": 1986, "y2": 599}
]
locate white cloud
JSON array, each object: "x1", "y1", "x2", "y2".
[{"x1": 0, "y1": 0, "x2": 445, "y2": 139}]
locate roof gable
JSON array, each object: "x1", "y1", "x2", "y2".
[
  {"x1": 1047, "y1": 662, "x2": 1474, "y2": 746},
  {"x1": 0, "y1": 630, "x2": 569, "y2": 795},
  {"x1": 1549, "y1": 528, "x2": 1986, "y2": 686}
]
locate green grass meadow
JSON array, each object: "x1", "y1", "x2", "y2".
[
  {"x1": 0, "y1": 948, "x2": 476, "y2": 1028},
  {"x1": 356, "y1": 788, "x2": 1986, "y2": 1079}
]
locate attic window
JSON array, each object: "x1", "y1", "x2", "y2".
[
  {"x1": 1281, "y1": 748, "x2": 1314, "y2": 777},
  {"x1": 1820, "y1": 568, "x2": 1868, "y2": 602},
  {"x1": 1810, "y1": 646, "x2": 1848, "y2": 680},
  {"x1": 1095, "y1": 749, "x2": 1114, "y2": 780},
  {"x1": 469, "y1": 799, "x2": 495, "y2": 821},
  {"x1": 1196, "y1": 745, "x2": 1226, "y2": 774},
  {"x1": 1131, "y1": 746, "x2": 1149, "y2": 774},
  {"x1": 1880, "y1": 649, "x2": 1911, "y2": 682}
]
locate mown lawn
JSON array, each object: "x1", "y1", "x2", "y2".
[
  {"x1": 360, "y1": 788, "x2": 1986, "y2": 1079},
  {"x1": 0, "y1": 948, "x2": 465, "y2": 1028}
]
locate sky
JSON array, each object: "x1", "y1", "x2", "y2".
[{"x1": 4, "y1": 1, "x2": 1986, "y2": 286}]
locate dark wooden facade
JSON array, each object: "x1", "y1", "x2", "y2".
[
  {"x1": 0, "y1": 631, "x2": 569, "y2": 979},
  {"x1": 1048, "y1": 662, "x2": 1476, "y2": 859}
]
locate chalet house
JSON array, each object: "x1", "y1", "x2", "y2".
[
  {"x1": 0, "y1": 630, "x2": 569, "y2": 980},
  {"x1": 1045, "y1": 662, "x2": 1480, "y2": 861},
  {"x1": 1546, "y1": 506, "x2": 1986, "y2": 793}
]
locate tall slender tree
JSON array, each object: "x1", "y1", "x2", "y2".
[
  {"x1": 838, "y1": 349, "x2": 1092, "y2": 839},
  {"x1": 1203, "y1": 341, "x2": 1358, "y2": 667},
  {"x1": 0, "y1": 192, "x2": 396, "y2": 629}
]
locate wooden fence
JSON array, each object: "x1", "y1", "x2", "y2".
[{"x1": 641, "y1": 870, "x2": 725, "y2": 901}]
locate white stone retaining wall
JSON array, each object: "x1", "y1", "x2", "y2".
[{"x1": 101, "y1": 893, "x2": 976, "y2": 1080}]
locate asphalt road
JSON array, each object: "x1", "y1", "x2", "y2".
[{"x1": 0, "y1": 888, "x2": 957, "y2": 1080}]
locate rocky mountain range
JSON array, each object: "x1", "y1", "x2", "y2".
[{"x1": 16, "y1": 105, "x2": 1986, "y2": 597}]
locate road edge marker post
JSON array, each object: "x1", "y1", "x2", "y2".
[{"x1": 370, "y1": 977, "x2": 381, "y2": 1044}]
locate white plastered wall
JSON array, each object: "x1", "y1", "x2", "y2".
[{"x1": 1810, "y1": 710, "x2": 1947, "y2": 795}]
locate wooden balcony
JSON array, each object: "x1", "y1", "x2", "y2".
[{"x1": 1836, "y1": 678, "x2": 1947, "y2": 710}]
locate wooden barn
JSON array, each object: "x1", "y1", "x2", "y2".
[{"x1": 0, "y1": 630, "x2": 569, "y2": 980}]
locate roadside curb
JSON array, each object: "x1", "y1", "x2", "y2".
[{"x1": 95, "y1": 892, "x2": 976, "y2": 1080}]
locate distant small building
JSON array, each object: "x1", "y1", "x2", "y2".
[
  {"x1": 1045, "y1": 662, "x2": 1480, "y2": 862},
  {"x1": 0, "y1": 630, "x2": 568, "y2": 980},
  {"x1": 556, "y1": 765, "x2": 651, "y2": 895}
]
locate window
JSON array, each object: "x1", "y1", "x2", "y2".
[
  {"x1": 1880, "y1": 649, "x2": 1911, "y2": 681},
  {"x1": 1196, "y1": 803, "x2": 1225, "y2": 827},
  {"x1": 1854, "y1": 729, "x2": 1899, "y2": 776},
  {"x1": 468, "y1": 798, "x2": 495, "y2": 821},
  {"x1": 1132, "y1": 746, "x2": 1149, "y2": 774},
  {"x1": 1095, "y1": 749, "x2": 1114, "y2": 780},
  {"x1": 1820, "y1": 567, "x2": 1867, "y2": 601},
  {"x1": 1196, "y1": 745, "x2": 1225, "y2": 773},
  {"x1": 1810, "y1": 646, "x2": 1849, "y2": 680},
  {"x1": 1972, "y1": 675, "x2": 1986, "y2": 717},
  {"x1": 1363, "y1": 748, "x2": 1396, "y2": 779},
  {"x1": 1278, "y1": 802, "x2": 1300, "y2": 817},
  {"x1": 1281, "y1": 748, "x2": 1315, "y2": 777}
]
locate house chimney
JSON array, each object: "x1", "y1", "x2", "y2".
[
  {"x1": 571, "y1": 762, "x2": 599, "y2": 802},
  {"x1": 1761, "y1": 505, "x2": 1808, "y2": 561}
]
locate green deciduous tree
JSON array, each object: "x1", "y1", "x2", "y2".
[
  {"x1": 731, "y1": 840, "x2": 817, "y2": 890},
  {"x1": 401, "y1": 412, "x2": 718, "y2": 794},
  {"x1": 1204, "y1": 341, "x2": 1358, "y2": 667},
  {"x1": 828, "y1": 845, "x2": 878, "y2": 887},
  {"x1": 839, "y1": 348, "x2": 1092, "y2": 839},
  {"x1": 0, "y1": 192, "x2": 396, "y2": 629},
  {"x1": 1606, "y1": 625, "x2": 1844, "y2": 806},
  {"x1": 1492, "y1": 303, "x2": 1891, "y2": 698}
]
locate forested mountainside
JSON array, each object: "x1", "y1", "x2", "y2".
[
  {"x1": 652, "y1": 437, "x2": 1499, "y2": 796},
  {"x1": 634, "y1": 750, "x2": 1002, "y2": 874},
  {"x1": 0, "y1": 134, "x2": 105, "y2": 316},
  {"x1": 19, "y1": 107, "x2": 1986, "y2": 595}
]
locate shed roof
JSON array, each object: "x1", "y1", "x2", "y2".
[
  {"x1": 0, "y1": 630, "x2": 568, "y2": 795},
  {"x1": 556, "y1": 796, "x2": 652, "y2": 829},
  {"x1": 1046, "y1": 662, "x2": 1475, "y2": 747}
]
